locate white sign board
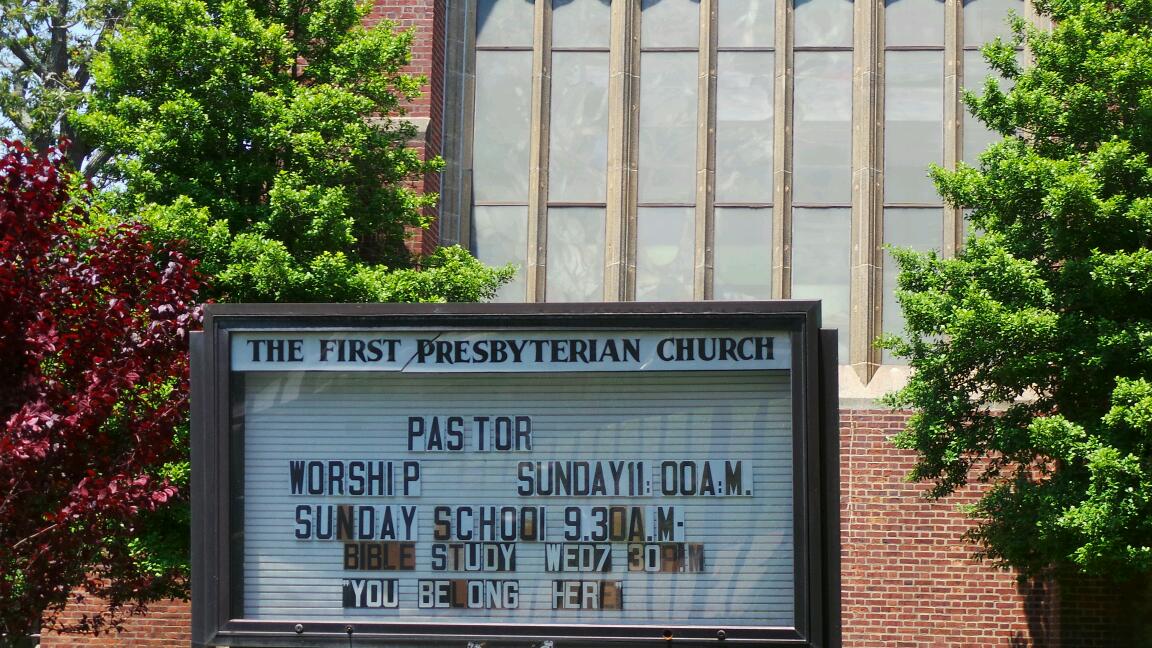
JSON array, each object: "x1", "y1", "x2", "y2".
[{"x1": 235, "y1": 329, "x2": 795, "y2": 626}]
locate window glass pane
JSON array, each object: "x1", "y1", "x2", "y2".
[
  {"x1": 963, "y1": 49, "x2": 1015, "y2": 164},
  {"x1": 715, "y1": 51, "x2": 773, "y2": 204},
  {"x1": 552, "y1": 0, "x2": 612, "y2": 48},
  {"x1": 963, "y1": 0, "x2": 1023, "y2": 46},
  {"x1": 882, "y1": 207, "x2": 942, "y2": 364},
  {"x1": 472, "y1": 206, "x2": 528, "y2": 302},
  {"x1": 636, "y1": 207, "x2": 695, "y2": 300},
  {"x1": 641, "y1": 0, "x2": 701, "y2": 49},
  {"x1": 884, "y1": 50, "x2": 943, "y2": 204},
  {"x1": 793, "y1": 52, "x2": 852, "y2": 204},
  {"x1": 714, "y1": 207, "x2": 772, "y2": 300},
  {"x1": 638, "y1": 52, "x2": 699, "y2": 203},
  {"x1": 792, "y1": 208, "x2": 851, "y2": 361},
  {"x1": 963, "y1": 51, "x2": 996, "y2": 164},
  {"x1": 549, "y1": 52, "x2": 610, "y2": 202},
  {"x1": 477, "y1": 0, "x2": 536, "y2": 47},
  {"x1": 717, "y1": 0, "x2": 774, "y2": 48},
  {"x1": 794, "y1": 0, "x2": 853, "y2": 48},
  {"x1": 547, "y1": 207, "x2": 606, "y2": 301},
  {"x1": 473, "y1": 51, "x2": 533, "y2": 202},
  {"x1": 884, "y1": 0, "x2": 945, "y2": 47}
]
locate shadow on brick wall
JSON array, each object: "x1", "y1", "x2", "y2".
[
  {"x1": 1017, "y1": 574, "x2": 1058, "y2": 647},
  {"x1": 1057, "y1": 571, "x2": 1152, "y2": 648}
]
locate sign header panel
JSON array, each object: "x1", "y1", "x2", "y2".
[{"x1": 230, "y1": 330, "x2": 791, "y2": 372}]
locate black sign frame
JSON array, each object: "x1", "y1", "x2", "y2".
[{"x1": 191, "y1": 302, "x2": 840, "y2": 647}]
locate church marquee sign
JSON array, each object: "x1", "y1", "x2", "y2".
[{"x1": 191, "y1": 302, "x2": 840, "y2": 647}]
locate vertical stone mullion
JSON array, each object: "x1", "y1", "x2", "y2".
[
  {"x1": 1024, "y1": 0, "x2": 1051, "y2": 66},
  {"x1": 771, "y1": 0, "x2": 793, "y2": 299},
  {"x1": 694, "y1": 0, "x2": 717, "y2": 300},
  {"x1": 525, "y1": 0, "x2": 553, "y2": 302},
  {"x1": 944, "y1": 0, "x2": 964, "y2": 258},
  {"x1": 605, "y1": 0, "x2": 641, "y2": 301},
  {"x1": 850, "y1": 0, "x2": 884, "y2": 383},
  {"x1": 440, "y1": 0, "x2": 475, "y2": 248}
]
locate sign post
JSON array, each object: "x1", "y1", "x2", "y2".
[{"x1": 192, "y1": 302, "x2": 839, "y2": 647}]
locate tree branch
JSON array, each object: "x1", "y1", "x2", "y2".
[
  {"x1": 83, "y1": 146, "x2": 112, "y2": 181},
  {"x1": 3, "y1": 38, "x2": 47, "y2": 78},
  {"x1": 0, "y1": 481, "x2": 20, "y2": 519},
  {"x1": 0, "y1": 107, "x2": 36, "y2": 137},
  {"x1": 12, "y1": 521, "x2": 59, "y2": 551},
  {"x1": 17, "y1": 11, "x2": 37, "y2": 43},
  {"x1": 74, "y1": 59, "x2": 89, "y2": 88},
  {"x1": 74, "y1": 7, "x2": 127, "y2": 91},
  {"x1": 0, "y1": 80, "x2": 38, "y2": 138},
  {"x1": 49, "y1": 0, "x2": 70, "y2": 83}
]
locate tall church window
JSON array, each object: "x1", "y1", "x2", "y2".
[{"x1": 446, "y1": 0, "x2": 1030, "y2": 377}]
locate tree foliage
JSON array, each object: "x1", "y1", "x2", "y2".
[
  {"x1": 75, "y1": 0, "x2": 511, "y2": 303},
  {"x1": 0, "y1": 0, "x2": 125, "y2": 176},
  {"x1": 0, "y1": 141, "x2": 202, "y2": 641},
  {"x1": 884, "y1": 0, "x2": 1152, "y2": 578}
]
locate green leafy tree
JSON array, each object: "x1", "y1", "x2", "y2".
[
  {"x1": 55, "y1": 0, "x2": 510, "y2": 619},
  {"x1": 883, "y1": 0, "x2": 1152, "y2": 580},
  {"x1": 76, "y1": 0, "x2": 511, "y2": 303},
  {"x1": 0, "y1": 0, "x2": 126, "y2": 175}
]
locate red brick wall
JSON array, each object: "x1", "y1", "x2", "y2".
[
  {"x1": 1058, "y1": 568, "x2": 1152, "y2": 646},
  {"x1": 365, "y1": 0, "x2": 441, "y2": 258},
  {"x1": 41, "y1": 407, "x2": 1137, "y2": 647},
  {"x1": 38, "y1": 598, "x2": 190, "y2": 647},
  {"x1": 839, "y1": 410, "x2": 1058, "y2": 647}
]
